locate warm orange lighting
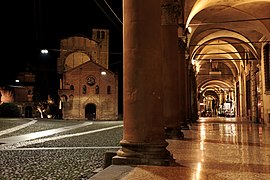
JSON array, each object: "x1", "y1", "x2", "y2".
[{"x1": 188, "y1": 26, "x2": 192, "y2": 34}]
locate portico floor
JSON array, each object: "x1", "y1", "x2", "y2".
[{"x1": 91, "y1": 117, "x2": 270, "y2": 180}]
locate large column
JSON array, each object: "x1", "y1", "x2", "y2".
[
  {"x1": 239, "y1": 74, "x2": 243, "y2": 117},
  {"x1": 113, "y1": 0, "x2": 173, "y2": 166},
  {"x1": 186, "y1": 60, "x2": 193, "y2": 121},
  {"x1": 251, "y1": 61, "x2": 259, "y2": 123},
  {"x1": 178, "y1": 37, "x2": 188, "y2": 129},
  {"x1": 242, "y1": 72, "x2": 247, "y2": 117},
  {"x1": 161, "y1": 0, "x2": 183, "y2": 139}
]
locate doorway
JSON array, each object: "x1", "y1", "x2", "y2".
[
  {"x1": 85, "y1": 103, "x2": 96, "y2": 120},
  {"x1": 25, "y1": 106, "x2": 33, "y2": 118}
]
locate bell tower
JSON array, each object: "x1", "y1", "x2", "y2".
[{"x1": 92, "y1": 29, "x2": 109, "y2": 69}]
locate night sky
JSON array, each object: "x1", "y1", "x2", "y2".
[{"x1": 2, "y1": 0, "x2": 123, "y2": 106}]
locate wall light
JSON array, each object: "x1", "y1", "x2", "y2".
[{"x1": 187, "y1": 27, "x2": 192, "y2": 34}]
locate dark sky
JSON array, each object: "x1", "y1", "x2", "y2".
[{"x1": 1, "y1": 0, "x2": 123, "y2": 86}]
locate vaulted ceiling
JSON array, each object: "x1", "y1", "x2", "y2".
[{"x1": 184, "y1": 0, "x2": 270, "y2": 98}]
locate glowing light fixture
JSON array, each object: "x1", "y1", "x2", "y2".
[
  {"x1": 187, "y1": 26, "x2": 192, "y2": 34},
  {"x1": 192, "y1": 59, "x2": 196, "y2": 65},
  {"x1": 41, "y1": 49, "x2": 48, "y2": 54}
]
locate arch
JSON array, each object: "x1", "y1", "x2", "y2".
[
  {"x1": 198, "y1": 79, "x2": 233, "y2": 91},
  {"x1": 186, "y1": 0, "x2": 270, "y2": 33},
  {"x1": 190, "y1": 30, "x2": 258, "y2": 60},
  {"x1": 65, "y1": 52, "x2": 91, "y2": 71},
  {"x1": 190, "y1": 32, "x2": 259, "y2": 78}
]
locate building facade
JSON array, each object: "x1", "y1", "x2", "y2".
[
  {"x1": 0, "y1": 71, "x2": 36, "y2": 118},
  {"x1": 57, "y1": 29, "x2": 118, "y2": 120}
]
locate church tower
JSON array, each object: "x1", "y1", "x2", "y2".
[{"x1": 92, "y1": 29, "x2": 109, "y2": 69}]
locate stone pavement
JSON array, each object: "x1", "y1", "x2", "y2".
[
  {"x1": 0, "y1": 119, "x2": 123, "y2": 179},
  {"x1": 0, "y1": 121, "x2": 93, "y2": 145},
  {"x1": 0, "y1": 117, "x2": 269, "y2": 179},
  {"x1": 91, "y1": 117, "x2": 270, "y2": 180}
]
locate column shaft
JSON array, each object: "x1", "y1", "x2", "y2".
[
  {"x1": 178, "y1": 38, "x2": 188, "y2": 128},
  {"x1": 162, "y1": 0, "x2": 183, "y2": 139},
  {"x1": 113, "y1": 0, "x2": 173, "y2": 166}
]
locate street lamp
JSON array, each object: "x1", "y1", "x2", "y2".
[{"x1": 41, "y1": 49, "x2": 48, "y2": 54}]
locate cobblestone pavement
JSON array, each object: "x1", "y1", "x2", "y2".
[{"x1": 0, "y1": 118, "x2": 123, "y2": 179}]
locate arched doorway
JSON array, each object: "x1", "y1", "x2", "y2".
[
  {"x1": 25, "y1": 106, "x2": 33, "y2": 118},
  {"x1": 85, "y1": 103, "x2": 96, "y2": 120}
]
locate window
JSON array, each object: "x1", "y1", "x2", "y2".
[
  {"x1": 107, "y1": 86, "x2": 111, "y2": 94},
  {"x1": 211, "y1": 62, "x2": 219, "y2": 72},
  {"x1": 95, "y1": 85, "x2": 99, "y2": 94},
  {"x1": 82, "y1": 85, "x2": 87, "y2": 94},
  {"x1": 101, "y1": 31, "x2": 105, "y2": 39},
  {"x1": 263, "y1": 43, "x2": 270, "y2": 92},
  {"x1": 70, "y1": 85, "x2": 74, "y2": 90},
  {"x1": 97, "y1": 31, "x2": 100, "y2": 39}
]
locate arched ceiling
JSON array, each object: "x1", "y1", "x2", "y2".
[
  {"x1": 183, "y1": 0, "x2": 270, "y2": 94},
  {"x1": 199, "y1": 79, "x2": 234, "y2": 98}
]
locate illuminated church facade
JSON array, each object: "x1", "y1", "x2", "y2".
[{"x1": 57, "y1": 29, "x2": 118, "y2": 120}]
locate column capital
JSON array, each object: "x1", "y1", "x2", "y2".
[
  {"x1": 178, "y1": 36, "x2": 187, "y2": 50},
  {"x1": 161, "y1": 2, "x2": 181, "y2": 26}
]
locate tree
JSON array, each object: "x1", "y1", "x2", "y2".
[{"x1": 0, "y1": 103, "x2": 20, "y2": 117}]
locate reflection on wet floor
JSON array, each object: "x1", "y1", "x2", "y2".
[
  {"x1": 186, "y1": 117, "x2": 270, "y2": 147},
  {"x1": 167, "y1": 117, "x2": 270, "y2": 179},
  {"x1": 92, "y1": 117, "x2": 270, "y2": 180}
]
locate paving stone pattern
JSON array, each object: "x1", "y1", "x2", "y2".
[{"x1": 0, "y1": 119, "x2": 123, "y2": 179}]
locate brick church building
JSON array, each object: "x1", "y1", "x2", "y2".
[{"x1": 57, "y1": 29, "x2": 118, "y2": 120}]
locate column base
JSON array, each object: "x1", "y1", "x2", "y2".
[
  {"x1": 104, "y1": 150, "x2": 117, "y2": 168},
  {"x1": 180, "y1": 122, "x2": 190, "y2": 130},
  {"x1": 165, "y1": 127, "x2": 184, "y2": 140},
  {"x1": 112, "y1": 140, "x2": 174, "y2": 166}
]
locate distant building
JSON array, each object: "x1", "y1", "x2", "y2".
[
  {"x1": 0, "y1": 71, "x2": 36, "y2": 118},
  {"x1": 57, "y1": 29, "x2": 118, "y2": 120}
]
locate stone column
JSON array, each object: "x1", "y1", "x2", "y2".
[
  {"x1": 242, "y1": 72, "x2": 247, "y2": 117},
  {"x1": 185, "y1": 53, "x2": 192, "y2": 124},
  {"x1": 178, "y1": 37, "x2": 188, "y2": 129},
  {"x1": 161, "y1": 0, "x2": 184, "y2": 139},
  {"x1": 251, "y1": 61, "x2": 258, "y2": 123},
  {"x1": 238, "y1": 74, "x2": 243, "y2": 117},
  {"x1": 112, "y1": 0, "x2": 173, "y2": 166},
  {"x1": 186, "y1": 60, "x2": 193, "y2": 121}
]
